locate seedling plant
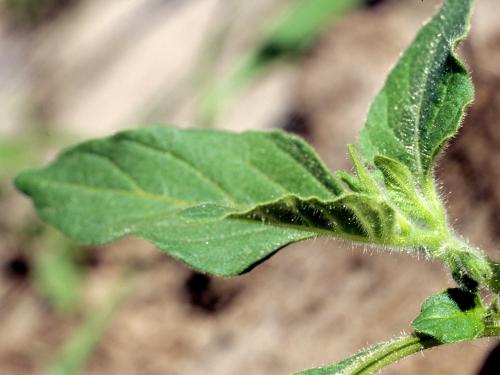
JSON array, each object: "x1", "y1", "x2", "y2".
[{"x1": 14, "y1": 0, "x2": 500, "y2": 373}]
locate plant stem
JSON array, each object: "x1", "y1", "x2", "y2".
[
  {"x1": 341, "y1": 326, "x2": 500, "y2": 375},
  {"x1": 340, "y1": 334, "x2": 439, "y2": 375},
  {"x1": 484, "y1": 312, "x2": 500, "y2": 337}
]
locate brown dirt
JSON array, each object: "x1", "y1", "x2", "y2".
[{"x1": 1, "y1": 1, "x2": 499, "y2": 374}]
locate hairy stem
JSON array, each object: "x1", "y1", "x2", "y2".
[
  {"x1": 341, "y1": 326, "x2": 500, "y2": 375},
  {"x1": 340, "y1": 334, "x2": 439, "y2": 375}
]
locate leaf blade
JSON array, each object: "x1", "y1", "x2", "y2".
[
  {"x1": 16, "y1": 126, "x2": 389, "y2": 276},
  {"x1": 411, "y1": 288, "x2": 485, "y2": 343},
  {"x1": 359, "y1": 0, "x2": 475, "y2": 181}
]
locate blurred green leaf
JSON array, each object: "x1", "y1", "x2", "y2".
[
  {"x1": 46, "y1": 275, "x2": 134, "y2": 375},
  {"x1": 34, "y1": 229, "x2": 83, "y2": 311},
  {"x1": 5, "y1": 0, "x2": 76, "y2": 27},
  {"x1": 0, "y1": 138, "x2": 38, "y2": 180},
  {"x1": 261, "y1": 0, "x2": 363, "y2": 59},
  {"x1": 199, "y1": 0, "x2": 362, "y2": 126},
  {"x1": 1, "y1": 129, "x2": 74, "y2": 181}
]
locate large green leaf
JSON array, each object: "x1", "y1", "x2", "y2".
[
  {"x1": 411, "y1": 288, "x2": 485, "y2": 343},
  {"x1": 15, "y1": 126, "x2": 395, "y2": 276},
  {"x1": 359, "y1": 0, "x2": 474, "y2": 183}
]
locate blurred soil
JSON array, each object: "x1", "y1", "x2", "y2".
[{"x1": 1, "y1": 0, "x2": 499, "y2": 374}]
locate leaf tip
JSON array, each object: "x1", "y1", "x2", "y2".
[{"x1": 13, "y1": 169, "x2": 35, "y2": 196}]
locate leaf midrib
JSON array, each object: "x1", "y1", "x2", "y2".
[
  {"x1": 30, "y1": 176, "x2": 369, "y2": 241},
  {"x1": 408, "y1": 25, "x2": 445, "y2": 177},
  {"x1": 26, "y1": 177, "x2": 192, "y2": 207}
]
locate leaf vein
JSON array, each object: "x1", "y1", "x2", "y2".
[
  {"x1": 121, "y1": 137, "x2": 237, "y2": 205},
  {"x1": 33, "y1": 178, "x2": 190, "y2": 207}
]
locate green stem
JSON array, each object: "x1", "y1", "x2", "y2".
[
  {"x1": 341, "y1": 334, "x2": 439, "y2": 375},
  {"x1": 341, "y1": 326, "x2": 500, "y2": 375}
]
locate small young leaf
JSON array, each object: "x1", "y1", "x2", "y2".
[
  {"x1": 360, "y1": 0, "x2": 475, "y2": 183},
  {"x1": 346, "y1": 145, "x2": 379, "y2": 195},
  {"x1": 374, "y1": 155, "x2": 434, "y2": 226},
  {"x1": 411, "y1": 288, "x2": 485, "y2": 343},
  {"x1": 16, "y1": 126, "x2": 395, "y2": 276},
  {"x1": 336, "y1": 171, "x2": 363, "y2": 193}
]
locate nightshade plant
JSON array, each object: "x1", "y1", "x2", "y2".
[{"x1": 14, "y1": 0, "x2": 500, "y2": 373}]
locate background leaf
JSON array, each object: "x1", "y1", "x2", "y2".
[
  {"x1": 45, "y1": 274, "x2": 134, "y2": 375},
  {"x1": 256, "y1": 0, "x2": 362, "y2": 60},
  {"x1": 359, "y1": 0, "x2": 474, "y2": 183},
  {"x1": 15, "y1": 126, "x2": 394, "y2": 276},
  {"x1": 411, "y1": 288, "x2": 485, "y2": 343},
  {"x1": 198, "y1": 0, "x2": 362, "y2": 126},
  {"x1": 34, "y1": 228, "x2": 83, "y2": 311}
]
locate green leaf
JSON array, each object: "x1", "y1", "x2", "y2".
[
  {"x1": 346, "y1": 145, "x2": 379, "y2": 195},
  {"x1": 0, "y1": 138, "x2": 37, "y2": 180},
  {"x1": 374, "y1": 155, "x2": 434, "y2": 226},
  {"x1": 15, "y1": 126, "x2": 396, "y2": 276},
  {"x1": 199, "y1": 0, "x2": 362, "y2": 127},
  {"x1": 259, "y1": 0, "x2": 362, "y2": 60},
  {"x1": 336, "y1": 171, "x2": 363, "y2": 193},
  {"x1": 46, "y1": 274, "x2": 134, "y2": 375},
  {"x1": 235, "y1": 194, "x2": 396, "y2": 243},
  {"x1": 359, "y1": 0, "x2": 475, "y2": 183},
  {"x1": 35, "y1": 229, "x2": 83, "y2": 311},
  {"x1": 411, "y1": 288, "x2": 485, "y2": 343}
]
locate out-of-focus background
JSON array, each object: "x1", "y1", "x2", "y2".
[{"x1": 1, "y1": 0, "x2": 499, "y2": 374}]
